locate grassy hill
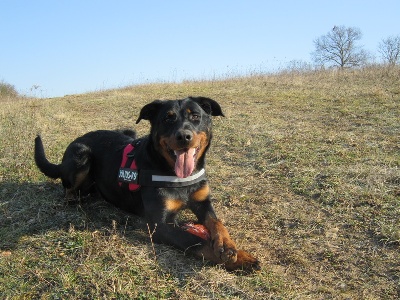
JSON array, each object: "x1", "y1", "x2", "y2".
[{"x1": 0, "y1": 66, "x2": 399, "y2": 299}]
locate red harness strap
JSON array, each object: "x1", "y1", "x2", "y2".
[{"x1": 118, "y1": 144, "x2": 140, "y2": 191}]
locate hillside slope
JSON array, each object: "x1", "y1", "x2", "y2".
[{"x1": 1, "y1": 66, "x2": 399, "y2": 299}]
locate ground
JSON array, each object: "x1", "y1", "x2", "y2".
[{"x1": 0, "y1": 66, "x2": 399, "y2": 299}]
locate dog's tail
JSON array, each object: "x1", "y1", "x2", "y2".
[{"x1": 34, "y1": 135, "x2": 61, "y2": 179}]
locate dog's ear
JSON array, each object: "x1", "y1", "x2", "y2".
[
  {"x1": 190, "y1": 96, "x2": 225, "y2": 117},
  {"x1": 136, "y1": 100, "x2": 163, "y2": 124}
]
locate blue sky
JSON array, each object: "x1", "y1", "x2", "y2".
[{"x1": 1, "y1": 1, "x2": 399, "y2": 97}]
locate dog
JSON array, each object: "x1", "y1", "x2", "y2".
[{"x1": 34, "y1": 96, "x2": 260, "y2": 272}]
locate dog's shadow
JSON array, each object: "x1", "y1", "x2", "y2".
[{"x1": 0, "y1": 180, "x2": 210, "y2": 280}]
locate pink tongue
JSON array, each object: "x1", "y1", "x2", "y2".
[{"x1": 174, "y1": 148, "x2": 196, "y2": 178}]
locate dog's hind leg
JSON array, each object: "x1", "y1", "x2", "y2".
[
  {"x1": 61, "y1": 143, "x2": 94, "y2": 201},
  {"x1": 64, "y1": 168, "x2": 92, "y2": 200}
]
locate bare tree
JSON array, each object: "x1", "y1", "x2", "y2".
[
  {"x1": 312, "y1": 26, "x2": 368, "y2": 68},
  {"x1": 378, "y1": 35, "x2": 400, "y2": 66}
]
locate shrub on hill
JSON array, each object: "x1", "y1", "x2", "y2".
[{"x1": 0, "y1": 80, "x2": 19, "y2": 99}]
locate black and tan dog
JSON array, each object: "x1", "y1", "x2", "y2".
[{"x1": 34, "y1": 96, "x2": 260, "y2": 272}]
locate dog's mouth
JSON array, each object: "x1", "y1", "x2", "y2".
[
  {"x1": 160, "y1": 132, "x2": 208, "y2": 178},
  {"x1": 168, "y1": 146, "x2": 200, "y2": 178}
]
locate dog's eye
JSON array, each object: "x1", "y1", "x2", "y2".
[
  {"x1": 164, "y1": 112, "x2": 177, "y2": 123},
  {"x1": 190, "y1": 114, "x2": 200, "y2": 121}
]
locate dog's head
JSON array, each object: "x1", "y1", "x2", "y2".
[{"x1": 136, "y1": 97, "x2": 224, "y2": 178}]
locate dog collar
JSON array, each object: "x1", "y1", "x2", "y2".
[
  {"x1": 152, "y1": 168, "x2": 205, "y2": 183},
  {"x1": 138, "y1": 168, "x2": 206, "y2": 188},
  {"x1": 118, "y1": 143, "x2": 206, "y2": 191}
]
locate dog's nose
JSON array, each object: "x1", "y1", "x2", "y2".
[{"x1": 175, "y1": 129, "x2": 193, "y2": 144}]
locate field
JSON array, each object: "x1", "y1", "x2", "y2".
[{"x1": 0, "y1": 66, "x2": 399, "y2": 299}]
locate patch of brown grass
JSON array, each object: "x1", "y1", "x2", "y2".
[{"x1": 1, "y1": 65, "x2": 399, "y2": 299}]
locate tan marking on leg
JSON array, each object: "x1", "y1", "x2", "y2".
[
  {"x1": 224, "y1": 249, "x2": 261, "y2": 272},
  {"x1": 194, "y1": 232, "x2": 260, "y2": 272},
  {"x1": 204, "y1": 213, "x2": 237, "y2": 263},
  {"x1": 64, "y1": 169, "x2": 89, "y2": 201},
  {"x1": 74, "y1": 169, "x2": 89, "y2": 188}
]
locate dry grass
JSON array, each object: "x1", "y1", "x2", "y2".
[{"x1": 1, "y1": 66, "x2": 399, "y2": 299}]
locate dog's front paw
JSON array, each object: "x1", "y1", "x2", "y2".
[
  {"x1": 212, "y1": 234, "x2": 238, "y2": 263},
  {"x1": 224, "y1": 250, "x2": 261, "y2": 273}
]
